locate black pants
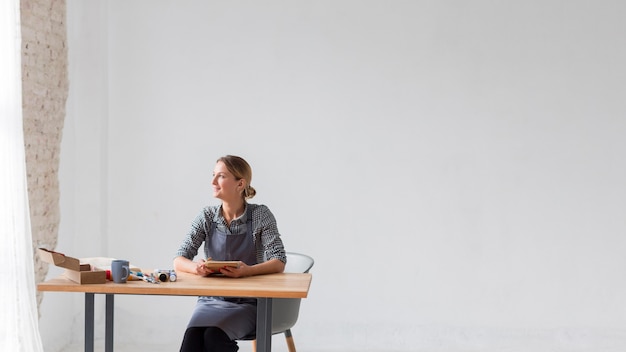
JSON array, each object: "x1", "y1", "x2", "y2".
[{"x1": 180, "y1": 327, "x2": 239, "y2": 352}]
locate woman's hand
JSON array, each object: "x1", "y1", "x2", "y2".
[
  {"x1": 195, "y1": 259, "x2": 216, "y2": 276},
  {"x1": 219, "y1": 258, "x2": 285, "y2": 278},
  {"x1": 174, "y1": 256, "x2": 216, "y2": 277},
  {"x1": 219, "y1": 261, "x2": 248, "y2": 278}
]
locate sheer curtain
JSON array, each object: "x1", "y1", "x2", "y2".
[{"x1": 0, "y1": 0, "x2": 45, "y2": 350}]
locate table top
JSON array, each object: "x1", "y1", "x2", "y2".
[{"x1": 38, "y1": 272, "x2": 312, "y2": 299}]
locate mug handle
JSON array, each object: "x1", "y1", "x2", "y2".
[{"x1": 123, "y1": 266, "x2": 129, "y2": 279}]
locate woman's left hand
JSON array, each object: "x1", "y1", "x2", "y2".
[{"x1": 219, "y1": 261, "x2": 248, "y2": 278}]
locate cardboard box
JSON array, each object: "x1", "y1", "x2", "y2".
[{"x1": 38, "y1": 248, "x2": 107, "y2": 284}]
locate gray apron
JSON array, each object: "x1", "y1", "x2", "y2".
[{"x1": 187, "y1": 206, "x2": 258, "y2": 340}]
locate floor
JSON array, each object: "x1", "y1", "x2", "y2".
[{"x1": 61, "y1": 340, "x2": 285, "y2": 352}]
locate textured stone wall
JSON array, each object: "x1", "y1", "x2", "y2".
[{"x1": 20, "y1": 0, "x2": 68, "y2": 306}]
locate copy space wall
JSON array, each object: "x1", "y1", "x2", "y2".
[{"x1": 39, "y1": 1, "x2": 626, "y2": 351}]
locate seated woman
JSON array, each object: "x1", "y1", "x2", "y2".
[{"x1": 174, "y1": 155, "x2": 286, "y2": 352}]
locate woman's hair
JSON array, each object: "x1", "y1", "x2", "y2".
[{"x1": 217, "y1": 155, "x2": 257, "y2": 200}]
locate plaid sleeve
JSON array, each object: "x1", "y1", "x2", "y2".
[
  {"x1": 251, "y1": 204, "x2": 287, "y2": 264},
  {"x1": 175, "y1": 208, "x2": 211, "y2": 260}
]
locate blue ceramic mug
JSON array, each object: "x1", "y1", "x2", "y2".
[{"x1": 111, "y1": 259, "x2": 130, "y2": 283}]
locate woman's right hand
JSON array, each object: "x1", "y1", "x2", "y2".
[
  {"x1": 195, "y1": 258, "x2": 216, "y2": 276},
  {"x1": 174, "y1": 256, "x2": 215, "y2": 276}
]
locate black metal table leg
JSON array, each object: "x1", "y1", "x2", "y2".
[
  {"x1": 85, "y1": 293, "x2": 95, "y2": 352},
  {"x1": 256, "y1": 298, "x2": 273, "y2": 352},
  {"x1": 105, "y1": 294, "x2": 114, "y2": 352}
]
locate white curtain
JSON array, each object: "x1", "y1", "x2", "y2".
[{"x1": 0, "y1": 0, "x2": 45, "y2": 350}]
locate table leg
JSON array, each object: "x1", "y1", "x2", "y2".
[
  {"x1": 105, "y1": 294, "x2": 114, "y2": 352},
  {"x1": 85, "y1": 293, "x2": 95, "y2": 352},
  {"x1": 256, "y1": 298, "x2": 273, "y2": 352}
]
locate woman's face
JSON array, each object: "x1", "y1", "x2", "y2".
[{"x1": 212, "y1": 161, "x2": 243, "y2": 201}]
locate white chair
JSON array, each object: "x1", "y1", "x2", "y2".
[{"x1": 250, "y1": 252, "x2": 314, "y2": 352}]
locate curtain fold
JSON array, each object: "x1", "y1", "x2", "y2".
[{"x1": 1, "y1": 0, "x2": 45, "y2": 350}]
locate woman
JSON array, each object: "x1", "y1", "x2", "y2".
[{"x1": 174, "y1": 155, "x2": 286, "y2": 352}]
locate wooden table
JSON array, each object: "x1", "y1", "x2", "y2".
[{"x1": 38, "y1": 272, "x2": 312, "y2": 352}]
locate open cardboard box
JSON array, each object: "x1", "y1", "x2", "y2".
[{"x1": 38, "y1": 248, "x2": 107, "y2": 284}]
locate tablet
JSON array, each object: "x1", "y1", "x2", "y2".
[{"x1": 204, "y1": 260, "x2": 240, "y2": 271}]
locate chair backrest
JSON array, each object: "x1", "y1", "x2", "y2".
[
  {"x1": 284, "y1": 252, "x2": 314, "y2": 274},
  {"x1": 271, "y1": 252, "x2": 314, "y2": 334}
]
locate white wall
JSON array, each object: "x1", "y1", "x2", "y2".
[{"x1": 40, "y1": 1, "x2": 626, "y2": 351}]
